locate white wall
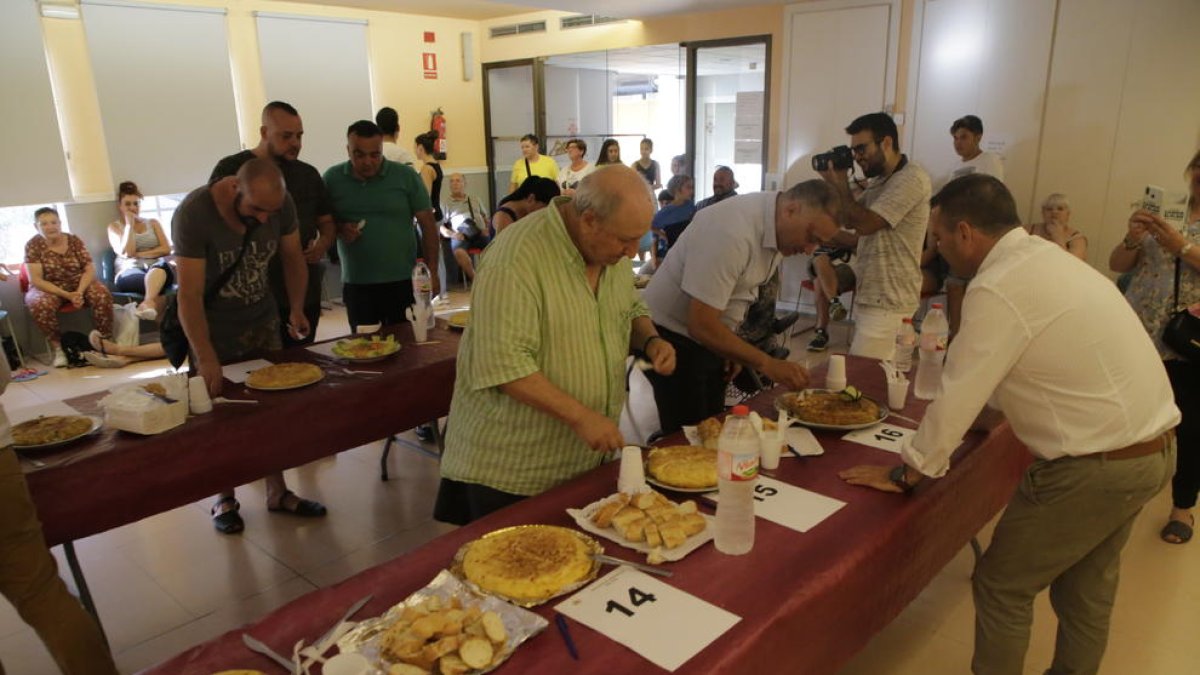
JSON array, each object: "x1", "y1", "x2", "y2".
[
  {"x1": 908, "y1": 0, "x2": 1056, "y2": 216},
  {"x1": 1034, "y1": 0, "x2": 1200, "y2": 269}
]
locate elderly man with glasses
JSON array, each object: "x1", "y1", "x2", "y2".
[{"x1": 816, "y1": 112, "x2": 931, "y2": 359}]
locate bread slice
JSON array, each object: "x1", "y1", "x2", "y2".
[
  {"x1": 644, "y1": 522, "x2": 662, "y2": 548},
  {"x1": 660, "y1": 522, "x2": 687, "y2": 549}
]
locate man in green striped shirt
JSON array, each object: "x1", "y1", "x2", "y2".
[{"x1": 435, "y1": 166, "x2": 676, "y2": 524}]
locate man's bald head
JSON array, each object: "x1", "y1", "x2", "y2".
[
  {"x1": 237, "y1": 158, "x2": 286, "y2": 217},
  {"x1": 571, "y1": 165, "x2": 654, "y2": 266}
]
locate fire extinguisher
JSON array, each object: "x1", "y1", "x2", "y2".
[{"x1": 430, "y1": 108, "x2": 447, "y2": 160}]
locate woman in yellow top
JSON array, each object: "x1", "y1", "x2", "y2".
[{"x1": 509, "y1": 133, "x2": 559, "y2": 193}]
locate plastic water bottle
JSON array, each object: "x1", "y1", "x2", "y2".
[
  {"x1": 412, "y1": 260, "x2": 435, "y2": 329},
  {"x1": 894, "y1": 317, "x2": 916, "y2": 373},
  {"x1": 914, "y1": 304, "x2": 949, "y2": 400},
  {"x1": 715, "y1": 405, "x2": 759, "y2": 555}
]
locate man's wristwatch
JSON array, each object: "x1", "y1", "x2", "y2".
[{"x1": 888, "y1": 465, "x2": 917, "y2": 494}]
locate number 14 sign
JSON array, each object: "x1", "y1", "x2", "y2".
[{"x1": 556, "y1": 566, "x2": 740, "y2": 671}]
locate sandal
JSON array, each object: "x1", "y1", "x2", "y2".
[
  {"x1": 211, "y1": 497, "x2": 244, "y2": 534},
  {"x1": 1160, "y1": 514, "x2": 1194, "y2": 544},
  {"x1": 267, "y1": 490, "x2": 327, "y2": 518}
]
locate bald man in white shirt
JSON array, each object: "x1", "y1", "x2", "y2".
[{"x1": 840, "y1": 174, "x2": 1178, "y2": 675}]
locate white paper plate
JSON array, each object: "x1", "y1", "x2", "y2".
[{"x1": 566, "y1": 493, "x2": 715, "y2": 563}]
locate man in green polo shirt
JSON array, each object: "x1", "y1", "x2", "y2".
[
  {"x1": 434, "y1": 166, "x2": 677, "y2": 525},
  {"x1": 324, "y1": 120, "x2": 440, "y2": 330}
]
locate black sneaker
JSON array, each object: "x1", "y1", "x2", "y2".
[
  {"x1": 807, "y1": 328, "x2": 830, "y2": 352},
  {"x1": 415, "y1": 424, "x2": 436, "y2": 443},
  {"x1": 829, "y1": 298, "x2": 848, "y2": 322}
]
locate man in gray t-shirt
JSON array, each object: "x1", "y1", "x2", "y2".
[
  {"x1": 174, "y1": 158, "x2": 325, "y2": 534},
  {"x1": 819, "y1": 112, "x2": 930, "y2": 359}
]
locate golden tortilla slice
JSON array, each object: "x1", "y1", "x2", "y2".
[
  {"x1": 645, "y1": 445, "x2": 718, "y2": 489},
  {"x1": 780, "y1": 390, "x2": 881, "y2": 426},
  {"x1": 245, "y1": 362, "x2": 324, "y2": 390},
  {"x1": 12, "y1": 415, "x2": 94, "y2": 447},
  {"x1": 461, "y1": 526, "x2": 596, "y2": 605}
]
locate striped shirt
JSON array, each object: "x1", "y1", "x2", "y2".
[{"x1": 440, "y1": 197, "x2": 648, "y2": 495}]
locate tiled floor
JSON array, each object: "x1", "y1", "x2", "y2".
[{"x1": 0, "y1": 301, "x2": 1196, "y2": 674}]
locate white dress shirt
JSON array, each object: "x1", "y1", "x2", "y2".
[{"x1": 903, "y1": 228, "x2": 1180, "y2": 477}]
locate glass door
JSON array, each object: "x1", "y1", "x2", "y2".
[
  {"x1": 686, "y1": 37, "x2": 770, "y2": 199},
  {"x1": 483, "y1": 60, "x2": 541, "y2": 208}
]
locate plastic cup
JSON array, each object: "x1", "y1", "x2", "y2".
[
  {"x1": 888, "y1": 378, "x2": 910, "y2": 411},
  {"x1": 188, "y1": 376, "x2": 212, "y2": 415},
  {"x1": 617, "y1": 446, "x2": 646, "y2": 494},
  {"x1": 826, "y1": 355, "x2": 846, "y2": 391},
  {"x1": 411, "y1": 316, "x2": 429, "y2": 343},
  {"x1": 759, "y1": 435, "x2": 782, "y2": 471}
]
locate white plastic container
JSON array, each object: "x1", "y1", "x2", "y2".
[
  {"x1": 411, "y1": 260, "x2": 436, "y2": 329},
  {"x1": 914, "y1": 304, "x2": 949, "y2": 400},
  {"x1": 894, "y1": 317, "x2": 917, "y2": 373},
  {"x1": 101, "y1": 375, "x2": 188, "y2": 434},
  {"x1": 715, "y1": 405, "x2": 759, "y2": 555}
]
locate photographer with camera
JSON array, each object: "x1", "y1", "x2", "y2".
[
  {"x1": 815, "y1": 112, "x2": 931, "y2": 359},
  {"x1": 440, "y1": 172, "x2": 490, "y2": 283}
]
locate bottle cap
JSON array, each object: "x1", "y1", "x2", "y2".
[
  {"x1": 732, "y1": 404, "x2": 750, "y2": 416},
  {"x1": 902, "y1": 317, "x2": 913, "y2": 323},
  {"x1": 930, "y1": 303, "x2": 944, "y2": 309}
]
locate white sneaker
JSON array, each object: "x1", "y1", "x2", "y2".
[{"x1": 52, "y1": 348, "x2": 67, "y2": 368}]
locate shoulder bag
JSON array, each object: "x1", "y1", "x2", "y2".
[
  {"x1": 1161, "y1": 257, "x2": 1200, "y2": 361},
  {"x1": 159, "y1": 225, "x2": 258, "y2": 369}
]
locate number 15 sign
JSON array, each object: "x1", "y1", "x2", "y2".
[{"x1": 556, "y1": 566, "x2": 740, "y2": 671}]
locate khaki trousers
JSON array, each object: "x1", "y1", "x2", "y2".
[
  {"x1": 971, "y1": 441, "x2": 1174, "y2": 675},
  {"x1": 0, "y1": 448, "x2": 116, "y2": 675}
]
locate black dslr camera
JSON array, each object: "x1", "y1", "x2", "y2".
[{"x1": 812, "y1": 145, "x2": 855, "y2": 172}]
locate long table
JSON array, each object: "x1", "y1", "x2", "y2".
[
  {"x1": 22, "y1": 323, "x2": 459, "y2": 548},
  {"x1": 145, "y1": 356, "x2": 1030, "y2": 674}
]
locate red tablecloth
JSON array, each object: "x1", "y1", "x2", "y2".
[
  {"x1": 23, "y1": 323, "x2": 460, "y2": 547},
  {"x1": 144, "y1": 356, "x2": 1030, "y2": 674}
]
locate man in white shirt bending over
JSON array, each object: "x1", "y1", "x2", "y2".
[
  {"x1": 841, "y1": 174, "x2": 1178, "y2": 675},
  {"x1": 946, "y1": 114, "x2": 1004, "y2": 184},
  {"x1": 376, "y1": 106, "x2": 417, "y2": 166}
]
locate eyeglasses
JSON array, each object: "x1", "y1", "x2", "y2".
[{"x1": 850, "y1": 141, "x2": 875, "y2": 157}]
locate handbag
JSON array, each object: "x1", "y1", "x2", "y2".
[
  {"x1": 159, "y1": 225, "x2": 257, "y2": 369},
  {"x1": 1161, "y1": 257, "x2": 1200, "y2": 361}
]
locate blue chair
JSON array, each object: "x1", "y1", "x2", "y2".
[{"x1": 99, "y1": 249, "x2": 143, "y2": 305}]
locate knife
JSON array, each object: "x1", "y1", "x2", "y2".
[
  {"x1": 591, "y1": 553, "x2": 673, "y2": 578},
  {"x1": 316, "y1": 593, "x2": 373, "y2": 650},
  {"x1": 242, "y1": 633, "x2": 295, "y2": 672}
]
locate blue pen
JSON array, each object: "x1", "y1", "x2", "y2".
[{"x1": 555, "y1": 613, "x2": 580, "y2": 660}]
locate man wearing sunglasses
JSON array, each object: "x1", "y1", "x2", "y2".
[{"x1": 816, "y1": 112, "x2": 931, "y2": 359}]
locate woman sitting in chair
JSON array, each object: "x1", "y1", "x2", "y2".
[
  {"x1": 107, "y1": 181, "x2": 174, "y2": 320},
  {"x1": 24, "y1": 207, "x2": 114, "y2": 367}
]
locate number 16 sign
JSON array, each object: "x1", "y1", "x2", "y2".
[
  {"x1": 556, "y1": 566, "x2": 740, "y2": 671},
  {"x1": 841, "y1": 423, "x2": 916, "y2": 453}
]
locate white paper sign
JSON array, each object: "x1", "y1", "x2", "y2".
[
  {"x1": 841, "y1": 423, "x2": 915, "y2": 454},
  {"x1": 556, "y1": 567, "x2": 740, "y2": 672},
  {"x1": 221, "y1": 359, "x2": 274, "y2": 384},
  {"x1": 785, "y1": 426, "x2": 824, "y2": 457},
  {"x1": 709, "y1": 475, "x2": 846, "y2": 532},
  {"x1": 305, "y1": 341, "x2": 341, "y2": 359}
]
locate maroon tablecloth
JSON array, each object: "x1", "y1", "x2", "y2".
[
  {"x1": 23, "y1": 323, "x2": 460, "y2": 547},
  {"x1": 143, "y1": 356, "x2": 1030, "y2": 674}
]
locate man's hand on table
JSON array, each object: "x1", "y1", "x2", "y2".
[
  {"x1": 838, "y1": 465, "x2": 904, "y2": 493},
  {"x1": 197, "y1": 359, "x2": 224, "y2": 398},
  {"x1": 287, "y1": 309, "x2": 311, "y2": 341},
  {"x1": 645, "y1": 337, "x2": 676, "y2": 375},
  {"x1": 762, "y1": 358, "x2": 809, "y2": 390},
  {"x1": 571, "y1": 408, "x2": 625, "y2": 453}
]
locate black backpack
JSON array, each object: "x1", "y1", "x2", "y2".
[{"x1": 60, "y1": 331, "x2": 92, "y2": 368}]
